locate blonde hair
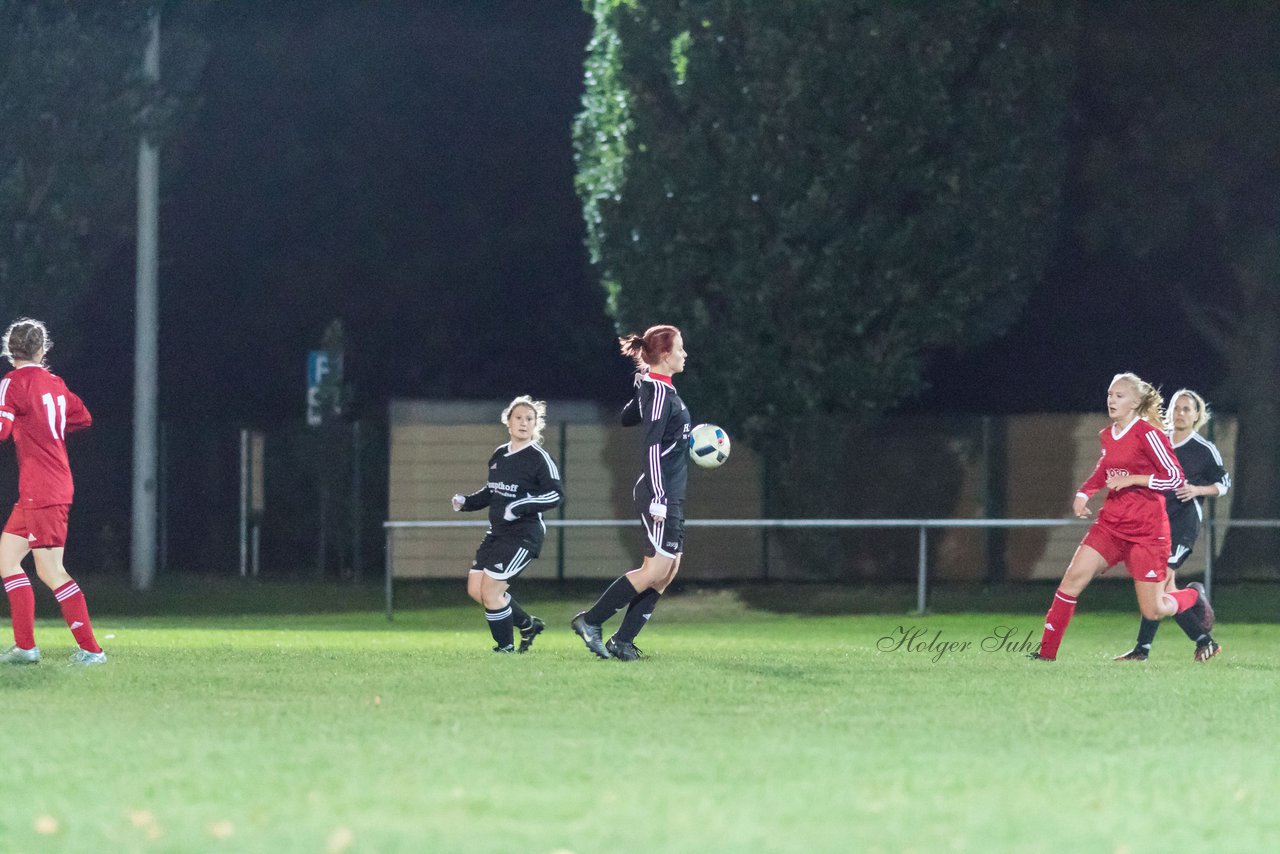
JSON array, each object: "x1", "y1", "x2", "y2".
[
  {"x1": 2, "y1": 317, "x2": 51, "y2": 365},
  {"x1": 1166, "y1": 388, "x2": 1211, "y2": 433},
  {"x1": 501, "y1": 395, "x2": 548, "y2": 445},
  {"x1": 1111, "y1": 372, "x2": 1165, "y2": 428}
]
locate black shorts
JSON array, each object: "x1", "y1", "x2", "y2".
[
  {"x1": 470, "y1": 534, "x2": 538, "y2": 580},
  {"x1": 636, "y1": 498, "x2": 684, "y2": 558},
  {"x1": 1167, "y1": 542, "x2": 1195, "y2": 569}
]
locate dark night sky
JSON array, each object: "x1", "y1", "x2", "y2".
[
  {"x1": 82, "y1": 1, "x2": 627, "y2": 426},
  {"x1": 76, "y1": 1, "x2": 1234, "y2": 427}
]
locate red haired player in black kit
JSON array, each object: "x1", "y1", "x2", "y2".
[
  {"x1": 1031, "y1": 373, "x2": 1211, "y2": 661},
  {"x1": 571, "y1": 325, "x2": 691, "y2": 661},
  {"x1": 0, "y1": 319, "x2": 106, "y2": 665}
]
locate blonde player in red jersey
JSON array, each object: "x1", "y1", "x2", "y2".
[
  {"x1": 1030, "y1": 372, "x2": 1208, "y2": 661},
  {"x1": 0, "y1": 319, "x2": 105, "y2": 665}
]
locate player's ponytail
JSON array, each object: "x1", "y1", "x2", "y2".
[
  {"x1": 2, "y1": 318, "x2": 51, "y2": 366},
  {"x1": 618, "y1": 333, "x2": 646, "y2": 366},
  {"x1": 1138, "y1": 386, "x2": 1165, "y2": 429},
  {"x1": 618, "y1": 324, "x2": 680, "y2": 369}
]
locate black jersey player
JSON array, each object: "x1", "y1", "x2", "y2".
[
  {"x1": 572, "y1": 325, "x2": 691, "y2": 661},
  {"x1": 1115, "y1": 389, "x2": 1229, "y2": 663},
  {"x1": 453, "y1": 396, "x2": 563, "y2": 653}
]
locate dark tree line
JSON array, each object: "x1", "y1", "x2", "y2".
[
  {"x1": 0, "y1": 1, "x2": 205, "y2": 364},
  {"x1": 4, "y1": 2, "x2": 1279, "y2": 578}
]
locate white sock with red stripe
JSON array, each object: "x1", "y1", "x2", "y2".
[
  {"x1": 54, "y1": 579, "x2": 101, "y2": 653},
  {"x1": 3, "y1": 573, "x2": 36, "y2": 650}
]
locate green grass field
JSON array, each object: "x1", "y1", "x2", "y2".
[{"x1": 2, "y1": 580, "x2": 1276, "y2": 852}]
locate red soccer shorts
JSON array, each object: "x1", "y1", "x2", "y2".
[
  {"x1": 3, "y1": 503, "x2": 70, "y2": 549},
  {"x1": 1082, "y1": 524, "x2": 1169, "y2": 583}
]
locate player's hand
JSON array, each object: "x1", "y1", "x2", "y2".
[
  {"x1": 648, "y1": 501, "x2": 667, "y2": 521},
  {"x1": 1072, "y1": 495, "x2": 1091, "y2": 518},
  {"x1": 1175, "y1": 485, "x2": 1198, "y2": 502},
  {"x1": 451, "y1": 494, "x2": 465, "y2": 512},
  {"x1": 1105, "y1": 473, "x2": 1142, "y2": 491},
  {"x1": 503, "y1": 505, "x2": 518, "y2": 522}
]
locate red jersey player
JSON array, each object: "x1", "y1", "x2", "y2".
[
  {"x1": 0, "y1": 318, "x2": 105, "y2": 665},
  {"x1": 1030, "y1": 372, "x2": 1211, "y2": 661}
]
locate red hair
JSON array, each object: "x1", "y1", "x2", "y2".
[{"x1": 618, "y1": 325, "x2": 680, "y2": 368}]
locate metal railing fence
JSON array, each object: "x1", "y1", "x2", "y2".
[{"x1": 381, "y1": 517, "x2": 1280, "y2": 620}]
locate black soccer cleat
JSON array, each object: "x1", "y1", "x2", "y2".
[
  {"x1": 1188, "y1": 582, "x2": 1215, "y2": 632},
  {"x1": 570, "y1": 611, "x2": 610, "y2": 659},
  {"x1": 492, "y1": 644, "x2": 515, "y2": 654},
  {"x1": 1113, "y1": 647, "x2": 1149, "y2": 662},
  {"x1": 518, "y1": 616, "x2": 545, "y2": 653},
  {"x1": 1027, "y1": 651, "x2": 1054, "y2": 661},
  {"x1": 605, "y1": 636, "x2": 645, "y2": 662},
  {"x1": 1194, "y1": 639, "x2": 1222, "y2": 663}
]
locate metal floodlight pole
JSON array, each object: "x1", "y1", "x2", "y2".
[{"x1": 131, "y1": 8, "x2": 161, "y2": 591}]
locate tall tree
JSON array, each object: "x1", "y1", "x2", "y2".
[
  {"x1": 0, "y1": 1, "x2": 205, "y2": 362},
  {"x1": 576, "y1": 0, "x2": 1076, "y2": 449},
  {"x1": 1075, "y1": 3, "x2": 1280, "y2": 577}
]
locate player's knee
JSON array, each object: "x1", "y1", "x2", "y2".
[
  {"x1": 631, "y1": 562, "x2": 663, "y2": 587},
  {"x1": 480, "y1": 581, "x2": 509, "y2": 610},
  {"x1": 1059, "y1": 572, "x2": 1088, "y2": 597},
  {"x1": 35, "y1": 566, "x2": 68, "y2": 589},
  {"x1": 1139, "y1": 602, "x2": 1165, "y2": 621}
]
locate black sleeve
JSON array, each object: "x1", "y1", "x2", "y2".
[
  {"x1": 621, "y1": 394, "x2": 641, "y2": 427},
  {"x1": 621, "y1": 374, "x2": 644, "y2": 427},
  {"x1": 1200, "y1": 441, "x2": 1231, "y2": 493},
  {"x1": 460, "y1": 487, "x2": 492, "y2": 511},
  {"x1": 460, "y1": 449, "x2": 499, "y2": 511}
]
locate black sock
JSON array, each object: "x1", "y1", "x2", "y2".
[
  {"x1": 615, "y1": 588, "x2": 661, "y2": 643},
  {"x1": 485, "y1": 604, "x2": 514, "y2": 649},
  {"x1": 506, "y1": 595, "x2": 532, "y2": 632},
  {"x1": 1135, "y1": 618, "x2": 1160, "y2": 651},
  {"x1": 583, "y1": 575, "x2": 638, "y2": 626},
  {"x1": 1173, "y1": 609, "x2": 1206, "y2": 643}
]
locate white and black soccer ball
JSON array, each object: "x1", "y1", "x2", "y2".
[{"x1": 688, "y1": 423, "x2": 731, "y2": 469}]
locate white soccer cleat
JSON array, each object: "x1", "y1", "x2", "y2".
[
  {"x1": 0, "y1": 644, "x2": 41, "y2": 664},
  {"x1": 68, "y1": 649, "x2": 107, "y2": 666}
]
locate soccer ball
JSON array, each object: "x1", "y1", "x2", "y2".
[{"x1": 688, "y1": 423, "x2": 731, "y2": 468}]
